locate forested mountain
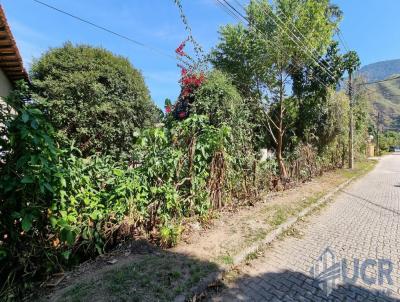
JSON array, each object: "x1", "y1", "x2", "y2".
[
  {"x1": 359, "y1": 60, "x2": 400, "y2": 129},
  {"x1": 358, "y1": 59, "x2": 400, "y2": 81}
]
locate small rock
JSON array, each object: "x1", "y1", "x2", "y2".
[
  {"x1": 107, "y1": 259, "x2": 118, "y2": 265},
  {"x1": 190, "y1": 222, "x2": 202, "y2": 231}
]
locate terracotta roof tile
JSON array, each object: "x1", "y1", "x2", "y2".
[{"x1": 0, "y1": 5, "x2": 28, "y2": 82}]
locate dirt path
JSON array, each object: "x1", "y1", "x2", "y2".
[{"x1": 41, "y1": 161, "x2": 376, "y2": 302}]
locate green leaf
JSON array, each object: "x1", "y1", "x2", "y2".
[
  {"x1": 67, "y1": 214, "x2": 77, "y2": 223},
  {"x1": 11, "y1": 212, "x2": 21, "y2": 219},
  {"x1": 61, "y1": 228, "x2": 76, "y2": 246},
  {"x1": 44, "y1": 182, "x2": 53, "y2": 192},
  {"x1": 95, "y1": 243, "x2": 103, "y2": 254},
  {"x1": 66, "y1": 231, "x2": 75, "y2": 245},
  {"x1": 113, "y1": 169, "x2": 124, "y2": 177},
  {"x1": 21, "y1": 215, "x2": 33, "y2": 232},
  {"x1": 60, "y1": 178, "x2": 67, "y2": 188},
  {"x1": 90, "y1": 210, "x2": 100, "y2": 220},
  {"x1": 21, "y1": 112, "x2": 29, "y2": 123},
  {"x1": 0, "y1": 248, "x2": 7, "y2": 260},
  {"x1": 30, "y1": 119, "x2": 39, "y2": 129},
  {"x1": 21, "y1": 175, "x2": 34, "y2": 184},
  {"x1": 49, "y1": 216, "x2": 57, "y2": 228},
  {"x1": 62, "y1": 250, "x2": 71, "y2": 260}
]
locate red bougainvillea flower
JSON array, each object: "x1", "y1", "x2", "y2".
[
  {"x1": 181, "y1": 87, "x2": 192, "y2": 97},
  {"x1": 165, "y1": 105, "x2": 171, "y2": 113},
  {"x1": 181, "y1": 72, "x2": 205, "y2": 88},
  {"x1": 198, "y1": 73, "x2": 205, "y2": 84},
  {"x1": 175, "y1": 39, "x2": 188, "y2": 57},
  {"x1": 178, "y1": 111, "x2": 186, "y2": 119},
  {"x1": 181, "y1": 68, "x2": 187, "y2": 77}
]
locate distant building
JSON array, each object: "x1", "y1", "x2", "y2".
[{"x1": 0, "y1": 5, "x2": 28, "y2": 102}]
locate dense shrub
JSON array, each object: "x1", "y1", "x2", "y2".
[
  {"x1": 0, "y1": 82, "x2": 63, "y2": 297},
  {"x1": 0, "y1": 82, "x2": 234, "y2": 298},
  {"x1": 192, "y1": 70, "x2": 257, "y2": 199},
  {"x1": 30, "y1": 42, "x2": 160, "y2": 158},
  {"x1": 379, "y1": 131, "x2": 400, "y2": 151}
]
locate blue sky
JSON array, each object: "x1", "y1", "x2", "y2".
[{"x1": 2, "y1": 0, "x2": 400, "y2": 107}]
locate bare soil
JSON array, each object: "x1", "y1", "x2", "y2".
[{"x1": 172, "y1": 169, "x2": 350, "y2": 265}]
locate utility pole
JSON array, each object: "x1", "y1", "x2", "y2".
[
  {"x1": 348, "y1": 72, "x2": 354, "y2": 169},
  {"x1": 343, "y1": 50, "x2": 360, "y2": 170},
  {"x1": 376, "y1": 112, "x2": 380, "y2": 156}
]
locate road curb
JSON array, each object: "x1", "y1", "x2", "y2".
[
  {"x1": 231, "y1": 176, "x2": 355, "y2": 266},
  {"x1": 180, "y1": 169, "x2": 371, "y2": 301}
]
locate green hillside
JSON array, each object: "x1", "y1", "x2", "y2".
[
  {"x1": 359, "y1": 61, "x2": 400, "y2": 130},
  {"x1": 358, "y1": 59, "x2": 400, "y2": 81},
  {"x1": 365, "y1": 77, "x2": 400, "y2": 129}
]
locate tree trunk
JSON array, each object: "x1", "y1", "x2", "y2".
[
  {"x1": 276, "y1": 72, "x2": 288, "y2": 178},
  {"x1": 276, "y1": 131, "x2": 287, "y2": 178},
  {"x1": 348, "y1": 72, "x2": 354, "y2": 169}
]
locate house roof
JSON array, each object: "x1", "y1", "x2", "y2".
[{"x1": 0, "y1": 5, "x2": 28, "y2": 82}]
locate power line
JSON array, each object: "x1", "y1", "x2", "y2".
[
  {"x1": 336, "y1": 29, "x2": 350, "y2": 52},
  {"x1": 173, "y1": 0, "x2": 204, "y2": 61},
  {"x1": 32, "y1": 0, "x2": 180, "y2": 62},
  {"x1": 254, "y1": 1, "x2": 339, "y2": 83},
  {"x1": 355, "y1": 75, "x2": 400, "y2": 98},
  {"x1": 228, "y1": 0, "x2": 338, "y2": 82},
  {"x1": 215, "y1": 0, "x2": 242, "y2": 22},
  {"x1": 230, "y1": 0, "x2": 339, "y2": 84},
  {"x1": 333, "y1": 28, "x2": 373, "y2": 97},
  {"x1": 216, "y1": 0, "x2": 332, "y2": 90},
  {"x1": 230, "y1": 0, "x2": 331, "y2": 90},
  {"x1": 220, "y1": 0, "x2": 247, "y2": 20},
  {"x1": 270, "y1": 1, "x2": 340, "y2": 80},
  {"x1": 364, "y1": 90, "x2": 400, "y2": 99},
  {"x1": 358, "y1": 75, "x2": 400, "y2": 86}
]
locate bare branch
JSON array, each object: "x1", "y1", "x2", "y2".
[{"x1": 265, "y1": 116, "x2": 278, "y2": 144}]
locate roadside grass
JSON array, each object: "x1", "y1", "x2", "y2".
[
  {"x1": 269, "y1": 160, "x2": 377, "y2": 232},
  {"x1": 339, "y1": 159, "x2": 377, "y2": 179},
  {"x1": 56, "y1": 252, "x2": 218, "y2": 302},
  {"x1": 266, "y1": 191, "x2": 325, "y2": 228},
  {"x1": 216, "y1": 254, "x2": 234, "y2": 266}
]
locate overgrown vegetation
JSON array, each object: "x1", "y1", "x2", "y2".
[
  {"x1": 377, "y1": 130, "x2": 400, "y2": 151},
  {"x1": 31, "y1": 43, "x2": 160, "y2": 158},
  {"x1": 0, "y1": 0, "x2": 374, "y2": 299}
]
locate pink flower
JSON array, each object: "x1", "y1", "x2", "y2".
[
  {"x1": 175, "y1": 40, "x2": 187, "y2": 57},
  {"x1": 165, "y1": 106, "x2": 171, "y2": 113}
]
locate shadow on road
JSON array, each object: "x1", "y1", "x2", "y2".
[
  {"x1": 208, "y1": 270, "x2": 399, "y2": 301},
  {"x1": 339, "y1": 189, "x2": 400, "y2": 217}
]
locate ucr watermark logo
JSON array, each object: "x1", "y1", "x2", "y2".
[{"x1": 310, "y1": 247, "x2": 393, "y2": 297}]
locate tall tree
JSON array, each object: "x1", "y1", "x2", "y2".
[
  {"x1": 291, "y1": 42, "x2": 346, "y2": 148},
  {"x1": 31, "y1": 42, "x2": 160, "y2": 158},
  {"x1": 212, "y1": 0, "x2": 341, "y2": 177},
  {"x1": 343, "y1": 51, "x2": 361, "y2": 169}
]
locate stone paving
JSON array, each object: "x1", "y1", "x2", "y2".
[{"x1": 211, "y1": 155, "x2": 400, "y2": 301}]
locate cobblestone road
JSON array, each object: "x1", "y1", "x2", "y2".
[{"x1": 212, "y1": 155, "x2": 400, "y2": 301}]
